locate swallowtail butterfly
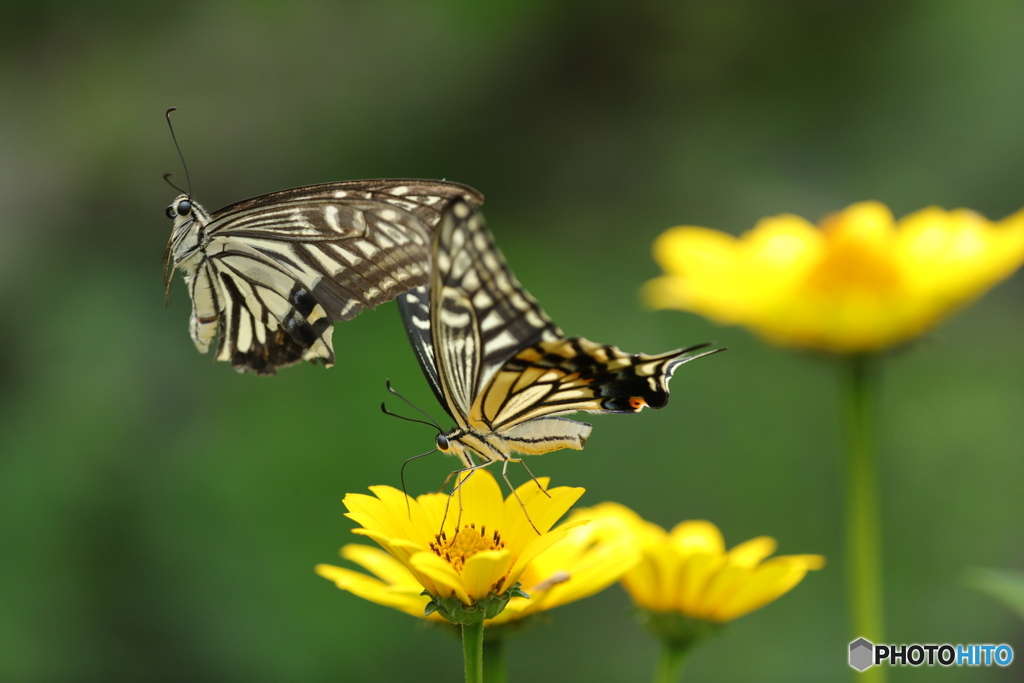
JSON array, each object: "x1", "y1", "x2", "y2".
[
  {"x1": 164, "y1": 179, "x2": 483, "y2": 375},
  {"x1": 397, "y1": 200, "x2": 722, "y2": 472}
]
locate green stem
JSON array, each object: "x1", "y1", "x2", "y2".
[
  {"x1": 843, "y1": 356, "x2": 886, "y2": 682},
  {"x1": 462, "y1": 622, "x2": 484, "y2": 683},
  {"x1": 482, "y1": 637, "x2": 507, "y2": 683},
  {"x1": 653, "y1": 642, "x2": 690, "y2": 683}
]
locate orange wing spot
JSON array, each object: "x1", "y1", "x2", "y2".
[{"x1": 629, "y1": 396, "x2": 647, "y2": 411}]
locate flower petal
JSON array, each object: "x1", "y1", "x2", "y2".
[
  {"x1": 343, "y1": 491, "x2": 411, "y2": 540},
  {"x1": 366, "y1": 485, "x2": 434, "y2": 546},
  {"x1": 461, "y1": 549, "x2": 514, "y2": 600},
  {"x1": 676, "y1": 552, "x2": 725, "y2": 616},
  {"x1": 540, "y1": 541, "x2": 640, "y2": 612},
  {"x1": 340, "y1": 544, "x2": 420, "y2": 586},
  {"x1": 726, "y1": 536, "x2": 777, "y2": 567},
  {"x1": 502, "y1": 485, "x2": 585, "y2": 555},
  {"x1": 693, "y1": 563, "x2": 753, "y2": 619},
  {"x1": 409, "y1": 551, "x2": 472, "y2": 604},
  {"x1": 670, "y1": 520, "x2": 725, "y2": 557},
  {"x1": 315, "y1": 563, "x2": 439, "y2": 620},
  {"x1": 711, "y1": 555, "x2": 825, "y2": 621},
  {"x1": 507, "y1": 524, "x2": 580, "y2": 587},
  {"x1": 455, "y1": 470, "x2": 505, "y2": 535}
]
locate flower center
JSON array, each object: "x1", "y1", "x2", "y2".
[
  {"x1": 430, "y1": 523, "x2": 505, "y2": 574},
  {"x1": 804, "y1": 240, "x2": 903, "y2": 296}
]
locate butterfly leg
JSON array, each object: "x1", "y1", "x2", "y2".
[
  {"x1": 500, "y1": 458, "x2": 543, "y2": 535},
  {"x1": 510, "y1": 457, "x2": 552, "y2": 499},
  {"x1": 438, "y1": 457, "x2": 495, "y2": 545}
]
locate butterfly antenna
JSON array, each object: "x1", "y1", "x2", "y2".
[
  {"x1": 385, "y1": 379, "x2": 442, "y2": 431},
  {"x1": 162, "y1": 172, "x2": 187, "y2": 195},
  {"x1": 164, "y1": 107, "x2": 193, "y2": 199},
  {"x1": 398, "y1": 447, "x2": 438, "y2": 518},
  {"x1": 380, "y1": 403, "x2": 439, "y2": 432}
]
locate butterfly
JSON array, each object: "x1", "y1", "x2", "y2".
[
  {"x1": 397, "y1": 199, "x2": 723, "y2": 475},
  {"x1": 163, "y1": 179, "x2": 483, "y2": 375}
]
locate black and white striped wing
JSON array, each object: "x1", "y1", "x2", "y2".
[
  {"x1": 398, "y1": 199, "x2": 724, "y2": 461},
  {"x1": 474, "y1": 339, "x2": 721, "y2": 429},
  {"x1": 208, "y1": 180, "x2": 483, "y2": 237},
  {"x1": 167, "y1": 179, "x2": 482, "y2": 375},
  {"x1": 398, "y1": 200, "x2": 562, "y2": 425},
  {"x1": 395, "y1": 285, "x2": 444, "y2": 408}
]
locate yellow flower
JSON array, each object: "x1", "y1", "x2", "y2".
[
  {"x1": 644, "y1": 201, "x2": 1024, "y2": 354},
  {"x1": 316, "y1": 509, "x2": 639, "y2": 626},
  {"x1": 492, "y1": 508, "x2": 640, "y2": 623},
  {"x1": 582, "y1": 503, "x2": 824, "y2": 623},
  {"x1": 316, "y1": 471, "x2": 628, "y2": 624}
]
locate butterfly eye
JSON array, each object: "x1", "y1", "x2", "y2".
[
  {"x1": 177, "y1": 200, "x2": 192, "y2": 216},
  {"x1": 165, "y1": 204, "x2": 176, "y2": 219},
  {"x1": 435, "y1": 434, "x2": 450, "y2": 451}
]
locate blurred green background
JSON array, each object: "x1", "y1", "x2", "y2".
[{"x1": 2, "y1": 1, "x2": 1023, "y2": 680}]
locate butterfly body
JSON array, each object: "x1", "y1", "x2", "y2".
[
  {"x1": 163, "y1": 179, "x2": 483, "y2": 375},
  {"x1": 399, "y1": 200, "x2": 722, "y2": 470}
]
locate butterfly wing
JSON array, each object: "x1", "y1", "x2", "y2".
[
  {"x1": 208, "y1": 179, "x2": 483, "y2": 239},
  {"x1": 399, "y1": 200, "x2": 562, "y2": 424},
  {"x1": 478, "y1": 338, "x2": 722, "y2": 426},
  {"x1": 395, "y1": 285, "x2": 445, "y2": 411},
  {"x1": 170, "y1": 179, "x2": 482, "y2": 375},
  {"x1": 190, "y1": 238, "x2": 338, "y2": 373},
  {"x1": 399, "y1": 199, "x2": 723, "y2": 461}
]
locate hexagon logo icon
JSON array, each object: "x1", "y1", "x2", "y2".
[{"x1": 849, "y1": 638, "x2": 874, "y2": 671}]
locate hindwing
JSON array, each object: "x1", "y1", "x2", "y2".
[
  {"x1": 165, "y1": 179, "x2": 483, "y2": 375},
  {"x1": 475, "y1": 338, "x2": 718, "y2": 429}
]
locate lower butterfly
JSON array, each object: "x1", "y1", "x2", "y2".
[
  {"x1": 397, "y1": 200, "x2": 724, "y2": 478},
  {"x1": 164, "y1": 179, "x2": 483, "y2": 375}
]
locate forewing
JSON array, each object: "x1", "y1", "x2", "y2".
[
  {"x1": 421, "y1": 200, "x2": 563, "y2": 424},
  {"x1": 475, "y1": 338, "x2": 722, "y2": 429},
  {"x1": 209, "y1": 179, "x2": 483, "y2": 233},
  {"x1": 395, "y1": 285, "x2": 446, "y2": 413},
  {"x1": 427, "y1": 201, "x2": 563, "y2": 419},
  {"x1": 210, "y1": 201, "x2": 436, "y2": 320}
]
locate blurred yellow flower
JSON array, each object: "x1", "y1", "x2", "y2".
[
  {"x1": 316, "y1": 508, "x2": 640, "y2": 626},
  {"x1": 315, "y1": 471, "x2": 598, "y2": 623},
  {"x1": 644, "y1": 201, "x2": 1024, "y2": 354},
  {"x1": 491, "y1": 505, "x2": 640, "y2": 625},
  {"x1": 582, "y1": 502, "x2": 824, "y2": 623}
]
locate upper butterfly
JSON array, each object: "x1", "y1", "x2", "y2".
[
  {"x1": 397, "y1": 200, "x2": 723, "y2": 474},
  {"x1": 163, "y1": 179, "x2": 483, "y2": 375}
]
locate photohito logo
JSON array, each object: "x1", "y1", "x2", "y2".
[{"x1": 849, "y1": 638, "x2": 1013, "y2": 671}]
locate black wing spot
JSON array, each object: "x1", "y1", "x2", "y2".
[
  {"x1": 285, "y1": 315, "x2": 318, "y2": 346},
  {"x1": 289, "y1": 285, "x2": 318, "y2": 317}
]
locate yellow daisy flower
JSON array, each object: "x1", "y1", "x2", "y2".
[
  {"x1": 316, "y1": 509, "x2": 639, "y2": 626},
  {"x1": 315, "y1": 470, "x2": 590, "y2": 624},
  {"x1": 644, "y1": 201, "x2": 1024, "y2": 354},
  {"x1": 582, "y1": 502, "x2": 824, "y2": 623}
]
